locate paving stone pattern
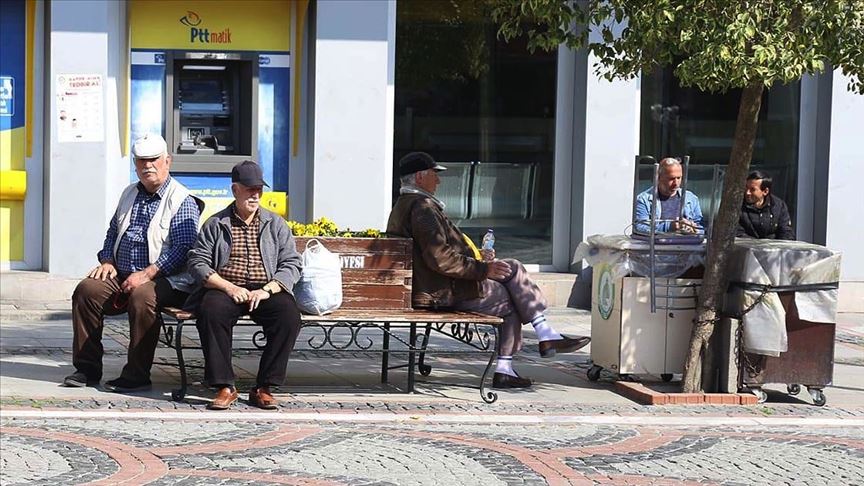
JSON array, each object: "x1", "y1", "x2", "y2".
[{"x1": 2, "y1": 418, "x2": 863, "y2": 485}]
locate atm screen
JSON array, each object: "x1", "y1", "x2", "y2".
[{"x1": 179, "y1": 78, "x2": 225, "y2": 113}]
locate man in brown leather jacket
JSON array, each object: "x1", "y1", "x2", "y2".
[{"x1": 387, "y1": 152, "x2": 589, "y2": 389}]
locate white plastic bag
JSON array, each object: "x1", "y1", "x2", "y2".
[{"x1": 294, "y1": 239, "x2": 343, "y2": 315}]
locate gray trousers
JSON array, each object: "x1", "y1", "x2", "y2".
[{"x1": 453, "y1": 259, "x2": 547, "y2": 356}]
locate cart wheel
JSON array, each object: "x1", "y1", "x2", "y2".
[
  {"x1": 751, "y1": 388, "x2": 767, "y2": 403},
  {"x1": 171, "y1": 389, "x2": 185, "y2": 402},
  {"x1": 809, "y1": 388, "x2": 826, "y2": 407},
  {"x1": 661, "y1": 373, "x2": 673, "y2": 382},
  {"x1": 587, "y1": 365, "x2": 602, "y2": 382},
  {"x1": 787, "y1": 384, "x2": 801, "y2": 396}
]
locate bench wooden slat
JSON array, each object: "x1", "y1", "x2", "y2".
[
  {"x1": 162, "y1": 306, "x2": 501, "y2": 325},
  {"x1": 301, "y1": 309, "x2": 502, "y2": 324}
]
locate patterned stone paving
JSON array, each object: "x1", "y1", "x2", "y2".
[{"x1": 2, "y1": 418, "x2": 863, "y2": 485}]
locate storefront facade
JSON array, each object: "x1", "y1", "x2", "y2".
[{"x1": 1, "y1": 0, "x2": 861, "y2": 310}]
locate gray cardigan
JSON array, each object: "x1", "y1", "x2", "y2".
[{"x1": 184, "y1": 205, "x2": 302, "y2": 311}]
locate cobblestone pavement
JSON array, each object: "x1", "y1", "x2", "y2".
[
  {"x1": 1, "y1": 416, "x2": 863, "y2": 485},
  {"x1": 2, "y1": 312, "x2": 862, "y2": 484}
]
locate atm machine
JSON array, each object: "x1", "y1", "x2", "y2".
[
  {"x1": 129, "y1": 1, "x2": 292, "y2": 220},
  {"x1": 168, "y1": 52, "x2": 256, "y2": 171}
]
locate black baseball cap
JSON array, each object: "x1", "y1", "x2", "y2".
[
  {"x1": 398, "y1": 152, "x2": 447, "y2": 176},
  {"x1": 231, "y1": 160, "x2": 270, "y2": 187}
]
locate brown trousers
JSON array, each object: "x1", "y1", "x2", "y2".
[
  {"x1": 453, "y1": 259, "x2": 547, "y2": 356},
  {"x1": 71, "y1": 276, "x2": 187, "y2": 381}
]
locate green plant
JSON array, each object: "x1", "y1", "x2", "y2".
[{"x1": 287, "y1": 217, "x2": 382, "y2": 238}]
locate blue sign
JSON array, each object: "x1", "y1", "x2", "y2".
[{"x1": 0, "y1": 76, "x2": 13, "y2": 116}]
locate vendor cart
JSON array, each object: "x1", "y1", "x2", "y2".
[
  {"x1": 574, "y1": 235, "x2": 704, "y2": 381},
  {"x1": 724, "y1": 239, "x2": 841, "y2": 406}
]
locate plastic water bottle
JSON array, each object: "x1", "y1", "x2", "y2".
[{"x1": 481, "y1": 229, "x2": 495, "y2": 261}]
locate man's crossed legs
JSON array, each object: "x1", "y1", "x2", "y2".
[{"x1": 454, "y1": 259, "x2": 590, "y2": 388}]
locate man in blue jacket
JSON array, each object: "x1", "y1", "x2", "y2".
[
  {"x1": 634, "y1": 157, "x2": 704, "y2": 235},
  {"x1": 186, "y1": 160, "x2": 303, "y2": 410}
]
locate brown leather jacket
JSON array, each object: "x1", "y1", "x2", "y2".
[{"x1": 387, "y1": 193, "x2": 489, "y2": 308}]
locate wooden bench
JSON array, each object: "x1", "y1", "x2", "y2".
[{"x1": 159, "y1": 237, "x2": 503, "y2": 403}]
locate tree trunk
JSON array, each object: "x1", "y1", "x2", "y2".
[{"x1": 681, "y1": 82, "x2": 765, "y2": 393}]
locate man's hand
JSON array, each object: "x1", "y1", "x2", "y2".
[
  {"x1": 480, "y1": 248, "x2": 496, "y2": 262},
  {"x1": 121, "y1": 270, "x2": 153, "y2": 293},
  {"x1": 672, "y1": 218, "x2": 698, "y2": 233},
  {"x1": 88, "y1": 262, "x2": 117, "y2": 281},
  {"x1": 247, "y1": 289, "x2": 270, "y2": 312},
  {"x1": 224, "y1": 284, "x2": 251, "y2": 304},
  {"x1": 487, "y1": 260, "x2": 513, "y2": 281}
]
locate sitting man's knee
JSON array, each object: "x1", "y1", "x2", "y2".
[{"x1": 73, "y1": 277, "x2": 106, "y2": 302}]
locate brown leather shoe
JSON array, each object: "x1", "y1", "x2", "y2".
[
  {"x1": 207, "y1": 387, "x2": 239, "y2": 410},
  {"x1": 492, "y1": 372, "x2": 533, "y2": 389},
  {"x1": 538, "y1": 335, "x2": 591, "y2": 358},
  {"x1": 248, "y1": 386, "x2": 279, "y2": 410}
]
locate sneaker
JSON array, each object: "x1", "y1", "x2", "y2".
[
  {"x1": 104, "y1": 376, "x2": 152, "y2": 392},
  {"x1": 63, "y1": 371, "x2": 100, "y2": 387}
]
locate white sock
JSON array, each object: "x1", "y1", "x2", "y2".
[
  {"x1": 495, "y1": 356, "x2": 517, "y2": 376},
  {"x1": 531, "y1": 314, "x2": 563, "y2": 342}
]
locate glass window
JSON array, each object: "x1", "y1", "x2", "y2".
[
  {"x1": 394, "y1": 0, "x2": 557, "y2": 264},
  {"x1": 640, "y1": 68, "x2": 801, "y2": 223}
]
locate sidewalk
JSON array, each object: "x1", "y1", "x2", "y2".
[{"x1": 2, "y1": 303, "x2": 862, "y2": 418}]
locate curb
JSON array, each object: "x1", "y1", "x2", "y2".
[
  {"x1": 0, "y1": 310, "x2": 72, "y2": 321},
  {"x1": 3, "y1": 409, "x2": 862, "y2": 426}
]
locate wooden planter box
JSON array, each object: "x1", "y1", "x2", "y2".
[{"x1": 294, "y1": 237, "x2": 413, "y2": 310}]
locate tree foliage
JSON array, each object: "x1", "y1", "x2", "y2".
[{"x1": 493, "y1": 0, "x2": 864, "y2": 94}]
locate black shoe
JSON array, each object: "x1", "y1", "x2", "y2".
[
  {"x1": 492, "y1": 372, "x2": 533, "y2": 389},
  {"x1": 538, "y1": 335, "x2": 591, "y2": 358},
  {"x1": 104, "y1": 376, "x2": 152, "y2": 392},
  {"x1": 63, "y1": 371, "x2": 100, "y2": 387}
]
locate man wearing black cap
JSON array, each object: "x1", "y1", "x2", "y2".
[
  {"x1": 186, "y1": 160, "x2": 303, "y2": 410},
  {"x1": 387, "y1": 152, "x2": 589, "y2": 389}
]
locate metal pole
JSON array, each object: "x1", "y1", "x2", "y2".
[{"x1": 649, "y1": 162, "x2": 660, "y2": 313}]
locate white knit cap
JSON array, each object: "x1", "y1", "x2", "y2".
[{"x1": 131, "y1": 133, "x2": 167, "y2": 159}]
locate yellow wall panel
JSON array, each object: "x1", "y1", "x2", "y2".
[
  {"x1": 130, "y1": 0, "x2": 291, "y2": 52},
  {"x1": 0, "y1": 127, "x2": 26, "y2": 262},
  {"x1": 0, "y1": 201, "x2": 24, "y2": 261},
  {"x1": 0, "y1": 127, "x2": 26, "y2": 171}
]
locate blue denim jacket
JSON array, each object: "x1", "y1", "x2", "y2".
[{"x1": 634, "y1": 188, "x2": 705, "y2": 234}]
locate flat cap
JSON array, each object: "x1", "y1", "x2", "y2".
[
  {"x1": 131, "y1": 133, "x2": 167, "y2": 159},
  {"x1": 398, "y1": 152, "x2": 447, "y2": 176}
]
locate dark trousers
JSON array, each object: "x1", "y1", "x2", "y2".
[
  {"x1": 72, "y1": 276, "x2": 187, "y2": 381},
  {"x1": 196, "y1": 289, "x2": 302, "y2": 388}
]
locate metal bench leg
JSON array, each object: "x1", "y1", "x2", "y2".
[
  {"x1": 407, "y1": 323, "x2": 417, "y2": 394},
  {"x1": 480, "y1": 326, "x2": 499, "y2": 404},
  {"x1": 171, "y1": 320, "x2": 188, "y2": 402},
  {"x1": 417, "y1": 324, "x2": 433, "y2": 376},
  {"x1": 380, "y1": 323, "x2": 390, "y2": 384}
]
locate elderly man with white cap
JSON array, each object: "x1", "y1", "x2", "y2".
[{"x1": 63, "y1": 133, "x2": 202, "y2": 392}]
